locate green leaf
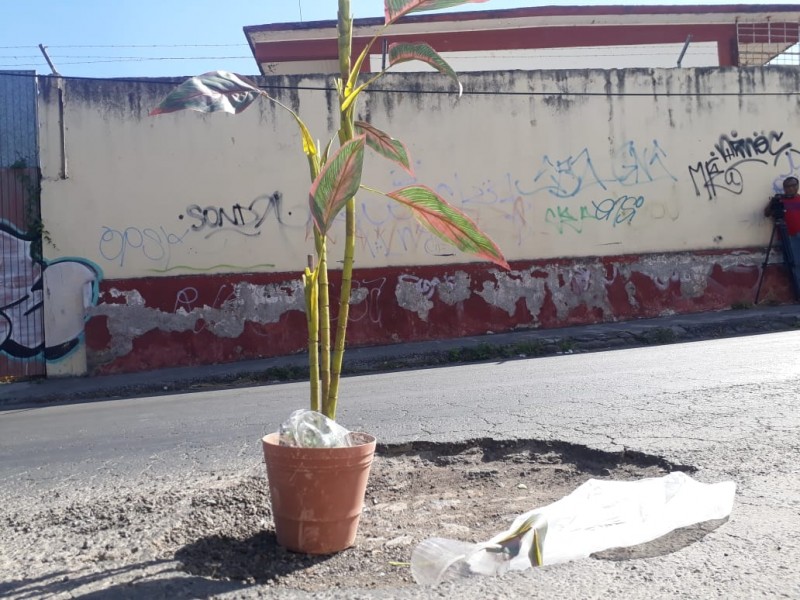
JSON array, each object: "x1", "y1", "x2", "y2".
[
  {"x1": 388, "y1": 42, "x2": 463, "y2": 95},
  {"x1": 385, "y1": 0, "x2": 489, "y2": 24},
  {"x1": 355, "y1": 121, "x2": 413, "y2": 176},
  {"x1": 150, "y1": 71, "x2": 263, "y2": 115},
  {"x1": 386, "y1": 185, "x2": 509, "y2": 269},
  {"x1": 488, "y1": 512, "x2": 548, "y2": 567},
  {"x1": 321, "y1": 137, "x2": 335, "y2": 167},
  {"x1": 310, "y1": 136, "x2": 367, "y2": 233}
]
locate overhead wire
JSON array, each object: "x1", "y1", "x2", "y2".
[
  {"x1": 0, "y1": 57, "x2": 254, "y2": 68},
  {"x1": 0, "y1": 69, "x2": 796, "y2": 97},
  {"x1": 0, "y1": 43, "x2": 251, "y2": 49}
]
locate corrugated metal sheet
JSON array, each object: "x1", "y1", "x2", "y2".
[{"x1": 0, "y1": 71, "x2": 38, "y2": 168}]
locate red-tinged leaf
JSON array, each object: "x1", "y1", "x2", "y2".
[
  {"x1": 150, "y1": 71, "x2": 263, "y2": 116},
  {"x1": 385, "y1": 0, "x2": 489, "y2": 24},
  {"x1": 388, "y1": 42, "x2": 462, "y2": 95},
  {"x1": 309, "y1": 136, "x2": 367, "y2": 233},
  {"x1": 355, "y1": 121, "x2": 413, "y2": 176},
  {"x1": 387, "y1": 185, "x2": 509, "y2": 269}
]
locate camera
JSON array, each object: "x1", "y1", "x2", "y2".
[{"x1": 769, "y1": 195, "x2": 787, "y2": 220}]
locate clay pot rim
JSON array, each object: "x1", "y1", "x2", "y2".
[{"x1": 262, "y1": 431, "x2": 376, "y2": 449}]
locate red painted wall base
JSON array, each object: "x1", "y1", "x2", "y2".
[{"x1": 85, "y1": 249, "x2": 794, "y2": 375}]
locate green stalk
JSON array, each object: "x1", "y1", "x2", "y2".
[
  {"x1": 318, "y1": 237, "x2": 331, "y2": 408},
  {"x1": 303, "y1": 255, "x2": 320, "y2": 412},
  {"x1": 328, "y1": 125, "x2": 356, "y2": 418},
  {"x1": 305, "y1": 154, "x2": 324, "y2": 412},
  {"x1": 323, "y1": 0, "x2": 355, "y2": 420}
]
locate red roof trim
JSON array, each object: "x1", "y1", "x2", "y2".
[
  {"x1": 253, "y1": 24, "x2": 738, "y2": 65},
  {"x1": 243, "y1": 4, "x2": 800, "y2": 35}
]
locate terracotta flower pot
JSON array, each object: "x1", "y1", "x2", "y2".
[{"x1": 261, "y1": 431, "x2": 376, "y2": 554}]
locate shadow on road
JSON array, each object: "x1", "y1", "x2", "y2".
[
  {"x1": 592, "y1": 517, "x2": 730, "y2": 561},
  {"x1": 0, "y1": 559, "x2": 248, "y2": 599},
  {"x1": 175, "y1": 530, "x2": 333, "y2": 583}
]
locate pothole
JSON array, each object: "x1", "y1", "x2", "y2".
[
  {"x1": 172, "y1": 439, "x2": 698, "y2": 591},
  {"x1": 4, "y1": 439, "x2": 721, "y2": 597}
]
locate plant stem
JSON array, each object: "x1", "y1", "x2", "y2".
[
  {"x1": 324, "y1": 0, "x2": 355, "y2": 420},
  {"x1": 304, "y1": 255, "x2": 320, "y2": 412},
  {"x1": 303, "y1": 156, "x2": 330, "y2": 412},
  {"x1": 318, "y1": 236, "x2": 331, "y2": 408}
]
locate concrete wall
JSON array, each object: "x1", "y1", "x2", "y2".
[
  {"x1": 369, "y1": 43, "x2": 720, "y2": 72},
  {"x1": 37, "y1": 68, "x2": 800, "y2": 375}
]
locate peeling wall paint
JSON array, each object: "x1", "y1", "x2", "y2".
[
  {"x1": 84, "y1": 250, "x2": 792, "y2": 375},
  {"x1": 88, "y1": 278, "x2": 304, "y2": 370},
  {"x1": 396, "y1": 271, "x2": 472, "y2": 320}
]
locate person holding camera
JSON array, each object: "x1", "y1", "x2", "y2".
[
  {"x1": 764, "y1": 176, "x2": 800, "y2": 233},
  {"x1": 764, "y1": 176, "x2": 800, "y2": 298}
]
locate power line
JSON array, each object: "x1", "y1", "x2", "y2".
[
  {"x1": 0, "y1": 69, "x2": 797, "y2": 98},
  {"x1": 0, "y1": 54, "x2": 253, "y2": 59},
  {"x1": 0, "y1": 43, "x2": 250, "y2": 49},
  {"x1": 0, "y1": 57, "x2": 253, "y2": 67}
]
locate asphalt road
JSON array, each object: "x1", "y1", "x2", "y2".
[{"x1": 2, "y1": 331, "x2": 800, "y2": 598}]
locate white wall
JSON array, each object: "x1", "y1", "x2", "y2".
[
  {"x1": 38, "y1": 68, "x2": 796, "y2": 281},
  {"x1": 369, "y1": 43, "x2": 719, "y2": 72}
]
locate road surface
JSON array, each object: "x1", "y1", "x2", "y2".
[{"x1": 1, "y1": 331, "x2": 799, "y2": 598}]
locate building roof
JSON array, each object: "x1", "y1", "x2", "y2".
[{"x1": 244, "y1": 4, "x2": 800, "y2": 74}]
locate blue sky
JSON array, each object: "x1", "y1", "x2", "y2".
[{"x1": 2, "y1": 0, "x2": 798, "y2": 78}]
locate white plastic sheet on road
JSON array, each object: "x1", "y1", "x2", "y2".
[{"x1": 411, "y1": 472, "x2": 736, "y2": 585}]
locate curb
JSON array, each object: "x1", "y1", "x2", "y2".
[{"x1": 2, "y1": 305, "x2": 799, "y2": 408}]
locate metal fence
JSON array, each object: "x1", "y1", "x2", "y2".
[
  {"x1": 737, "y1": 22, "x2": 800, "y2": 67},
  {"x1": 0, "y1": 72, "x2": 45, "y2": 380}
]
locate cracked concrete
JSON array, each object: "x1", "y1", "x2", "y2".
[{"x1": 3, "y1": 322, "x2": 799, "y2": 598}]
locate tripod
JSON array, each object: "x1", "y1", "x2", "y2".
[{"x1": 755, "y1": 216, "x2": 800, "y2": 303}]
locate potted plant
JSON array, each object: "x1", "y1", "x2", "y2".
[{"x1": 152, "y1": 0, "x2": 508, "y2": 554}]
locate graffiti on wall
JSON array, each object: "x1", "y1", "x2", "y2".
[
  {"x1": 86, "y1": 137, "x2": 680, "y2": 273},
  {"x1": 389, "y1": 140, "x2": 676, "y2": 201},
  {"x1": 688, "y1": 130, "x2": 799, "y2": 200},
  {"x1": 1, "y1": 223, "x2": 100, "y2": 361},
  {"x1": 395, "y1": 272, "x2": 471, "y2": 320},
  {"x1": 99, "y1": 225, "x2": 189, "y2": 268},
  {"x1": 85, "y1": 130, "x2": 789, "y2": 271},
  {"x1": 181, "y1": 191, "x2": 286, "y2": 238},
  {"x1": 514, "y1": 140, "x2": 676, "y2": 199},
  {"x1": 363, "y1": 139, "x2": 674, "y2": 249},
  {"x1": 97, "y1": 191, "x2": 300, "y2": 272},
  {"x1": 349, "y1": 277, "x2": 388, "y2": 325},
  {"x1": 544, "y1": 195, "x2": 646, "y2": 234}
]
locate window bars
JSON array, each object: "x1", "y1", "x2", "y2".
[{"x1": 737, "y1": 21, "x2": 800, "y2": 66}]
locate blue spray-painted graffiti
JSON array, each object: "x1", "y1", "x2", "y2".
[
  {"x1": 97, "y1": 140, "x2": 673, "y2": 265},
  {"x1": 515, "y1": 140, "x2": 676, "y2": 199},
  {"x1": 98, "y1": 225, "x2": 189, "y2": 268},
  {"x1": 1, "y1": 222, "x2": 101, "y2": 362}
]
